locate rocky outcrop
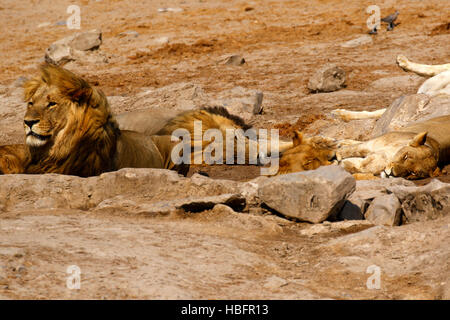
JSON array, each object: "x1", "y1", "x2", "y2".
[{"x1": 258, "y1": 166, "x2": 355, "y2": 223}]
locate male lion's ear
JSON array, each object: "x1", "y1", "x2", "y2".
[
  {"x1": 409, "y1": 132, "x2": 427, "y2": 147},
  {"x1": 23, "y1": 78, "x2": 41, "y2": 101},
  {"x1": 293, "y1": 131, "x2": 303, "y2": 147},
  {"x1": 40, "y1": 63, "x2": 93, "y2": 103}
]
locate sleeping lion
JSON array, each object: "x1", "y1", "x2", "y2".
[{"x1": 336, "y1": 115, "x2": 450, "y2": 179}]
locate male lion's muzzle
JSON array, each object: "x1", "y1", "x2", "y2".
[{"x1": 24, "y1": 119, "x2": 51, "y2": 146}]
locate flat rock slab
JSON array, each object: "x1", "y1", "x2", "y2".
[
  {"x1": 95, "y1": 193, "x2": 246, "y2": 216},
  {"x1": 258, "y1": 165, "x2": 355, "y2": 223},
  {"x1": 388, "y1": 179, "x2": 450, "y2": 222},
  {"x1": 0, "y1": 169, "x2": 241, "y2": 213}
]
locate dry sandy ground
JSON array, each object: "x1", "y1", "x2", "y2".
[{"x1": 0, "y1": 0, "x2": 449, "y2": 299}]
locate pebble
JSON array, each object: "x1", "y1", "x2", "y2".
[
  {"x1": 225, "y1": 55, "x2": 246, "y2": 66},
  {"x1": 158, "y1": 7, "x2": 184, "y2": 13}
]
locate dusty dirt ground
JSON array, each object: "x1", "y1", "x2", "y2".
[{"x1": 0, "y1": 0, "x2": 449, "y2": 299}]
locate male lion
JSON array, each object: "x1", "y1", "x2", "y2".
[{"x1": 1, "y1": 64, "x2": 190, "y2": 177}]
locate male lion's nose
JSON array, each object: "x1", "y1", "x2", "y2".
[{"x1": 24, "y1": 119, "x2": 39, "y2": 128}]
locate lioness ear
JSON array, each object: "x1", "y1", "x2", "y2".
[
  {"x1": 293, "y1": 131, "x2": 303, "y2": 147},
  {"x1": 409, "y1": 132, "x2": 427, "y2": 147}
]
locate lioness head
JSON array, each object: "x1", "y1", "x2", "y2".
[
  {"x1": 385, "y1": 132, "x2": 438, "y2": 179},
  {"x1": 23, "y1": 64, "x2": 119, "y2": 176},
  {"x1": 277, "y1": 131, "x2": 336, "y2": 175}
]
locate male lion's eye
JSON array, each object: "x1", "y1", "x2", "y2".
[
  {"x1": 27, "y1": 102, "x2": 33, "y2": 107},
  {"x1": 47, "y1": 102, "x2": 57, "y2": 108}
]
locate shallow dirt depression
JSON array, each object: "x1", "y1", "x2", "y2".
[{"x1": 0, "y1": 0, "x2": 449, "y2": 299}]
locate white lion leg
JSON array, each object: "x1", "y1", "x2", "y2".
[
  {"x1": 331, "y1": 108, "x2": 386, "y2": 121},
  {"x1": 340, "y1": 154, "x2": 387, "y2": 175},
  {"x1": 397, "y1": 55, "x2": 450, "y2": 77},
  {"x1": 417, "y1": 70, "x2": 450, "y2": 96}
]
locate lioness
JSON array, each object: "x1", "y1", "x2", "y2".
[
  {"x1": 336, "y1": 115, "x2": 450, "y2": 179},
  {"x1": 277, "y1": 131, "x2": 337, "y2": 175}
]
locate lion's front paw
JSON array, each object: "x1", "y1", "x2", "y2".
[{"x1": 396, "y1": 54, "x2": 409, "y2": 70}]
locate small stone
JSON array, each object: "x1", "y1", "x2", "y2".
[
  {"x1": 308, "y1": 64, "x2": 346, "y2": 93},
  {"x1": 225, "y1": 55, "x2": 246, "y2": 66},
  {"x1": 153, "y1": 37, "x2": 169, "y2": 45},
  {"x1": 263, "y1": 276, "x2": 288, "y2": 289},
  {"x1": 118, "y1": 30, "x2": 139, "y2": 38},
  {"x1": 37, "y1": 22, "x2": 51, "y2": 28},
  {"x1": 16, "y1": 265, "x2": 27, "y2": 273},
  {"x1": 364, "y1": 194, "x2": 402, "y2": 226},
  {"x1": 252, "y1": 91, "x2": 264, "y2": 115},
  {"x1": 45, "y1": 43, "x2": 73, "y2": 65},
  {"x1": 158, "y1": 7, "x2": 184, "y2": 13}
]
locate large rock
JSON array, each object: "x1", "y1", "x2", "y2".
[
  {"x1": 364, "y1": 194, "x2": 402, "y2": 226},
  {"x1": 372, "y1": 94, "x2": 450, "y2": 137},
  {"x1": 388, "y1": 179, "x2": 450, "y2": 223},
  {"x1": 45, "y1": 29, "x2": 103, "y2": 65},
  {"x1": 70, "y1": 29, "x2": 102, "y2": 51},
  {"x1": 213, "y1": 86, "x2": 264, "y2": 121},
  {"x1": 258, "y1": 165, "x2": 355, "y2": 223},
  {"x1": 308, "y1": 64, "x2": 346, "y2": 93}
]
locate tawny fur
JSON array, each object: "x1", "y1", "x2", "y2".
[
  {"x1": 17, "y1": 64, "x2": 189, "y2": 177},
  {"x1": 3, "y1": 64, "x2": 283, "y2": 176},
  {"x1": 0, "y1": 144, "x2": 30, "y2": 174},
  {"x1": 337, "y1": 115, "x2": 450, "y2": 179},
  {"x1": 276, "y1": 131, "x2": 336, "y2": 175}
]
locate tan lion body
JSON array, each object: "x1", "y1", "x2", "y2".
[
  {"x1": 0, "y1": 144, "x2": 30, "y2": 174},
  {"x1": 0, "y1": 64, "x2": 192, "y2": 177},
  {"x1": 337, "y1": 115, "x2": 450, "y2": 178}
]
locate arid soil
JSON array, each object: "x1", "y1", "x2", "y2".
[{"x1": 0, "y1": 0, "x2": 449, "y2": 299}]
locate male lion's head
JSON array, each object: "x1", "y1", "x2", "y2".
[
  {"x1": 277, "y1": 131, "x2": 337, "y2": 175},
  {"x1": 385, "y1": 132, "x2": 438, "y2": 179},
  {"x1": 23, "y1": 64, "x2": 119, "y2": 176}
]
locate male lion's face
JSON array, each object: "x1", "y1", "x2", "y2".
[
  {"x1": 24, "y1": 85, "x2": 68, "y2": 148},
  {"x1": 277, "y1": 132, "x2": 337, "y2": 175},
  {"x1": 385, "y1": 132, "x2": 437, "y2": 179}
]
